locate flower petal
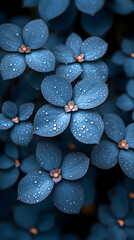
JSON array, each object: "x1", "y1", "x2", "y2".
[
  {"x1": 61, "y1": 152, "x2": 90, "y2": 180},
  {"x1": 39, "y1": 0, "x2": 70, "y2": 21},
  {"x1": 81, "y1": 61, "x2": 108, "y2": 82},
  {"x1": 111, "y1": 50, "x2": 127, "y2": 65},
  {"x1": 37, "y1": 213, "x2": 55, "y2": 232},
  {"x1": 81, "y1": 37, "x2": 108, "y2": 61},
  {"x1": 73, "y1": 79, "x2": 108, "y2": 109},
  {"x1": 25, "y1": 49, "x2": 55, "y2": 73},
  {"x1": 0, "y1": 23, "x2": 23, "y2": 51},
  {"x1": 124, "y1": 58, "x2": 134, "y2": 77},
  {"x1": 1, "y1": 53, "x2": 26, "y2": 80},
  {"x1": 2, "y1": 101, "x2": 18, "y2": 119},
  {"x1": 0, "y1": 168, "x2": 19, "y2": 189},
  {"x1": 20, "y1": 155, "x2": 41, "y2": 174},
  {"x1": 66, "y1": 33, "x2": 82, "y2": 55},
  {"x1": 53, "y1": 45, "x2": 75, "y2": 63},
  {"x1": 18, "y1": 103, "x2": 34, "y2": 121},
  {"x1": 81, "y1": 9, "x2": 113, "y2": 36},
  {"x1": 18, "y1": 171, "x2": 54, "y2": 204},
  {"x1": 53, "y1": 181, "x2": 84, "y2": 214},
  {"x1": 116, "y1": 94, "x2": 134, "y2": 111},
  {"x1": 98, "y1": 205, "x2": 115, "y2": 225},
  {"x1": 121, "y1": 38, "x2": 134, "y2": 55},
  {"x1": 119, "y1": 150, "x2": 134, "y2": 179},
  {"x1": 56, "y1": 63, "x2": 82, "y2": 83},
  {"x1": 34, "y1": 104, "x2": 71, "y2": 137},
  {"x1": 104, "y1": 114, "x2": 126, "y2": 143},
  {"x1": 41, "y1": 75, "x2": 73, "y2": 106},
  {"x1": 70, "y1": 110, "x2": 104, "y2": 144},
  {"x1": 23, "y1": 19, "x2": 48, "y2": 49},
  {"x1": 36, "y1": 142, "x2": 62, "y2": 171},
  {"x1": 0, "y1": 114, "x2": 14, "y2": 130},
  {"x1": 0, "y1": 154, "x2": 14, "y2": 169},
  {"x1": 125, "y1": 123, "x2": 134, "y2": 149},
  {"x1": 126, "y1": 79, "x2": 134, "y2": 98},
  {"x1": 75, "y1": 0, "x2": 105, "y2": 15},
  {"x1": 110, "y1": 193, "x2": 129, "y2": 219},
  {"x1": 91, "y1": 140, "x2": 118, "y2": 169},
  {"x1": 10, "y1": 122, "x2": 33, "y2": 147},
  {"x1": 106, "y1": 225, "x2": 127, "y2": 240}
]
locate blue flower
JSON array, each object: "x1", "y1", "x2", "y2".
[
  {"x1": 92, "y1": 113, "x2": 134, "y2": 178},
  {"x1": 34, "y1": 75, "x2": 108, "y2": 144},
  {"x1": 0, "y1": 142, "x2": 40, "y2": 189},
  {"x1": 0, "y1": 19, "x2": 55, "y2": 80},
  {"x1": 18, "y1": 142, "x2": 90, "y2": 214},
  {"x1": 53, "y1": 33, "x2": 108, "y2": 83},
  {"x1": 98, "y1": 192, "x2": 134, "y2": 240},
  {"x1": 112, "y1": 38, "x2": 134, "y2": 77},
  {"x1": 0, "y1": 101, "x2": 34, "y2": 146},
  {"x1": 116, "y1": 79, "x2": 134, "y2": 120}
]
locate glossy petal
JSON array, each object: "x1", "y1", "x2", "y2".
[
  {"x1": 53, "y1": 181, "x2": 84, "y2": 214},
  {"x1": 0, "y1": 154, "x2": 14, "y2": 169},
  {"x1": 125, "y1": 123, "x2": 134, "y2": 149},
  {"x1": 81, "y1": 9, "x2": 113, "y2": 36},
  {"x1": 36, "y1": 142, "x2": 62, "y2": 171},
  {"x1": 111, "y1": 51, "x2": 127, "y2": 65},
  {"x1": 0, "y1": 114, "x2": 14, "y2": 130},
  {"x1": 5, "y1": 143, "x2": 19, "y2": 159},
  {"x1": 25, "y1": 49, "x2": 55, "y2": 73},
  {"x1": 0, "y1": 168, "x2": 19, "y2": 189},
  {"x1": 81, "y1": 61, "x2": 108, "y2": 82},
  {"x1": 126, "y1": 79, "x2": 134, "y2": 98},
  {"x1": 23, "y1": 19, "x2": 48, "y2": 49},
  {"x1": 116, "y1": 94, "x2": 134, "y2": 111},
  {"x1": 18, "y1": 103, "x2": 34, "y2": 121},
  {"x1": 124, "y1": 58, "x2": 134, "y2": 77},
  {"x1": 41, "y1": 75, "x2": 73, "y2": 106},
  {"x1": 104, "y1": 114, "x2": 126, "y2": 143},
  {"x1": 81, "y1": 37, "x2": 108, "y2": 61},
  {"x1": 1, "y1": 53, "x2": 26, "y2": 80},
  {"x1": 0, "y1": 23, "x2": 23, "y2": 51},
  {"x1": 38, "y1": 0, "x2": 70, "y2": 21},
  {"x1": 53, "y1": 45, "x2": 75, "y2": 63},
  {"x1": 20, "y1": 155, "x2": 41, "y2": 174},
  {"x1": 56, "y1": 63, "x2": 82, "y2": 83},
  {"x1": 70, "y1": 111, "x2": 104, "y2": 144},
  {"x1": 75, "y1": 0, "x2": 105, "y2": 15},
  {"x1": 109, "y1": 0, "x2": 134, "y2": 15},
  {"x1": 73, "y1": 79, "x2": 108, "y2": 109},
  {"x1": 2, "y1": 101, "x2": 18, "y2": 119},
  {"x1": 10, "y1": 122, "x2": 33, "y2": 146},
  {"x1": 61, "y1": 152, "x2": 90, "y2": 180},
  {"x1": 119, "y1": 150, "x2": 134, "y2": 179},
  {"x1": 92, "y1": 140, "x2": 119, "y2": 169},
  {"x1": 18, "y1": 171, "x2": 54, "y2": 204},
  {"x1": 34, "y1": 104, "x2": 71, "y2": 137},
  {"x1": 107, "y1": 225, "x2": 127, "y2": 240},
  {"x1": 66, "y1": 33, "x2": 82, "y2": 55},
  {"x1": 98, "y1": 205, "x2": 115, "y2": 225}
]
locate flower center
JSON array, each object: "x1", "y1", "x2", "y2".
[
  {"x1": 117, "y1": 219, "x2": 124, "y2": 227},
  {"x1": 50, "y1": 169, "x2": 62, "y2": 183},
  {"x1": 131, "y1": 53, "x2": 134, "y2": 58},
  {"x1": 65, "y1": 101, "x2": 78, "y2": 113},
  {"x1": 19, "y1": 44, "x2": 31, "y2": 53},
  {"x1": 14, "y1": 159, "x2": 20, "y2": 168},
  {"x1": 118, "y1": 139, "x2": 129, "y2": 149},
  {"x1": 67, "y1": 142, "x2": 76, "y2": 151},
  {"x1": 129, "y1": 192, "x2": 134, "y2": 199},
  {"x1": 74, "y1": 54, "x2": 84, "y2": 62},
  {"x1": 12, "y1": 117, "x2": 19, "y2": 124},
  {"x1": 30, "y1": 227, "x2": 38, "y2": 235}
]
